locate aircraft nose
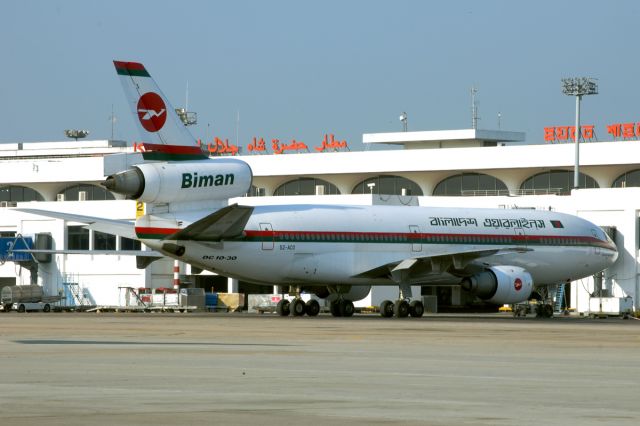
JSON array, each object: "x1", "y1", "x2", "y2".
[{"x1": 608, "y1": 241, "x2": 619, "y2": 264}]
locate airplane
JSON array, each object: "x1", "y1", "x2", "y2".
[{"x1": 19, "y1": 60, "x2": 619, "y2": 318}]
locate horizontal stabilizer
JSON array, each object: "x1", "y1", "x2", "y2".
[
  {"x1": 16, "y1": 208, "x2": 137, "y2": 240},
  {"x1": 165, "y1": 204, "x2": 254, "y2": 241},
  {"x1": 11, "y1": 249, "x2": 161, "y2": 257}
]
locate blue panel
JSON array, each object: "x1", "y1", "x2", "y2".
[{"x1": 0, "y1": 237, "x2": 34, "y2": 262}]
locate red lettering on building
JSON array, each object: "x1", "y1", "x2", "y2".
[
  {"x1": 607, "y1": 123, "x2": 621, "y2": 138},
  {"x1": 622, "y1": 123, "x2": 635, "y2": 138},
  {"x1": 544, "y1": 127, "x2": 555, "y2": 142},
  {"x1": 556, "y1": 126, "x2": 569, "y2": 141},
  {"x1": 582, "y1": 125, "x2": 594, "y2": 140}
]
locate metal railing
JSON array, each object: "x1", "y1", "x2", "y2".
[{"x1": 460, "y1": 188, "x2": 567, "y2": 196}]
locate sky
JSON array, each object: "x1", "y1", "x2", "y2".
[{"x1": 1, "y1": 0, "x2": 638, "y2": 150}]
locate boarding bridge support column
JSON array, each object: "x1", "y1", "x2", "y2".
[
  {"x1": 227, "y1": 277, "x2": 239, "y2": 293},
  {"x1": 451, "y1": 286, "x2": 462, "y2": 306}
]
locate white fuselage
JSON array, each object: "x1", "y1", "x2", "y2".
[{"x1": 140, "y1": 204, "x2": 618, "y2": 289}]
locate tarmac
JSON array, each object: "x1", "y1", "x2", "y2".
[{"x1": 0, "y1": 312, "x2": 638, "y2": 425}]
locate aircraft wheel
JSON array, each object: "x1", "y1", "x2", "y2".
[
  {"x1": 290, "y1": 298, "x2": 306, "y2": 317},
  {"x1": 18, "y1": 304, "x2": 26, "y2": 313},
  {"x1": 329, "y1": 301, "x2": 342, "y2": 317},
  {"x1": 409, "y1": 300, "x2": 424, "y2": 318},
  {"x1": 543, "y1": 304, "x2": 554, "y2": 318},
  {"x1": 305, "y1": 299, "x2": 320, "y2": 316},
  {"x1": 276, "y1": 299, "x2": 290, "y2": 316},
  {"x1": 535, "y1": 304, "x2": 543, "y2": 318},
  {"x1": 394, "y1": 300, "x2": 409, "y2": 318},
  {"x1": 380, "y1": 300, "x2": 394, "y2": 318},
  {"x1": 339, "y1": 300, "x2": 355, "y2": 317}
]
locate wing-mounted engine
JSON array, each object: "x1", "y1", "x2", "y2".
[
  {"x1": 461, "y1": 265, "x2": 533, "y2": 304},
  {"x1": 103, "y1": 158, "x2": 253, "y2": 204}
]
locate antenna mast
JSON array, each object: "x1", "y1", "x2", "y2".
[
  {"x1": 471, "y1": 86, "x2": 479, "y2": 130},
  {"x1": 185, "y1": 81, "x2": 189, "y2": 112}
]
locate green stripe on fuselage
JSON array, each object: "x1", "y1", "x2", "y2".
[{"x1": 243, "y1": 233, "x2": 597, "y2": 248}]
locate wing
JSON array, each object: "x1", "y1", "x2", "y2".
[
  {"x1": 353, "y1": 246, "x2": 531, "y2": 281},
  {"x1": 16, "y1": 208, "x2": 137, "y2": 240}
]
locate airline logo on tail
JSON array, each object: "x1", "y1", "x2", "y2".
[{"x1": 137, "y1": 92, "x2": 167, "y2": 132}]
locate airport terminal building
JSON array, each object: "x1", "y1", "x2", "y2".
[{"x1": 1, "y1": 128, "x2": 639, "y2": 313}]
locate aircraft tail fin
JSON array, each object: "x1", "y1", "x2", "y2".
[{"x1": 113, "y1": 60, "x2": 207, "y2": 160}]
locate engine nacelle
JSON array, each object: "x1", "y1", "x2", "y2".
[
  {"x1": 461, "y1": 265, "x2": 533, "y2": 304},
  {"x1": 103, "y1": 158, "x2": 253, "y2": 204},
  {"x1": 310, "y1": 285, "x2": 371, "y2": 303}
]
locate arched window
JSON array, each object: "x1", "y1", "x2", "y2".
[
  {"x1": 0, "y1": 186, "x2": 44, "y2": 202},
  {"x1": 433, "y1": 173, "x2": 507, "y2": 196},
  {"x1": 58, "y1": 184, "x2": 115, "y2": 201},
  {"x1": 612, "y1": 169, "x2": 640, "y2": 188},
  {"x1": 246, "y1": 185, "x2": 266, "y2": 197},
  {"x1": 274, "y1": 178, "x2": 340, "y2": 196},
  {"x1": 352, "y1": 175, "x2": 423, "y2": 196},
  {"x1": 520, "y1": 170, "x2": 598, "y2": 194}
]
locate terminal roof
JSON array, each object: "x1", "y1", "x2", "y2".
[{"x1": 363, "y1": 129, "x2": 525, "y2": 149}]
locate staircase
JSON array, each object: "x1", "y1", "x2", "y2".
[
  {"x1": 62, "y1": 274, "x2": 91, "y2": 308},
  {"x1": 554, "y1": 284, "x2": 566, "y2": 312}
]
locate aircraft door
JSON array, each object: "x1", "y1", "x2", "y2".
[
  {"x1": 409, "y1": 225, "x2": 422, "y2": 252},
  {"x1": 260, "y1": 223, "x2": 274, "y2": 250},
  {"x1": 514, "y1": 227, "x2": 526, "y2": 247}
]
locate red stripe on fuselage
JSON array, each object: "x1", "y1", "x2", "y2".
[
  {"x1": 134, "y1": 227, "x2": 613, "y2": 250},
  {"x1": 243, "y1": 229, "x2": 612, "y2": 248}
]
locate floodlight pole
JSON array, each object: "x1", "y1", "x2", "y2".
[
  {"x1": 562, "y1": 77, "x2": 598, "y2": 189},
  {"x1": 573, "y1": 94, "x2": 581, "y2": 189}
]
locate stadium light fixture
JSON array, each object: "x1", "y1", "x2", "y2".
[
  {"x1": 64, "y1": 129, "x2": 89, "y2": 141},
  {"x1": 399, "y1": 112, "x2": 407, "y2": 132}
]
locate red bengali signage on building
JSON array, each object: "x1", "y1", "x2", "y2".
[
  {"x1": 132, "y1": 134, "x2": 349, "y2": 156},
  {"x1": 544, "y1": 123, "x2": 640, "y2": 142}
]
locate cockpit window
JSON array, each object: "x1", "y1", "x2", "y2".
[{"x1": 592, "y1": 228, "x2": 609, "y2": 242}]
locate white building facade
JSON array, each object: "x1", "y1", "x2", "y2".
[{"x1": 1, "y1": 131, "x2": 638, "y2": 312}]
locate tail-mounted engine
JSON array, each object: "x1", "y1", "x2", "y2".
[
  {"x1": 103, "y1": 158, "x2": 253, "y2": 204},
  {"x1": 461, "y1": 265, "x2": 533, "y2": 304}
]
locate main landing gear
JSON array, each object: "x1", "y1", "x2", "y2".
[
  {"x1": 276, "y1": 286, "x2": 321, "y2": 317},
  {"x1": 329, "y1": 299, "x2": 355, "y2": 317},
  {"x1": 276, "y1": 298, "x2": 321, "y2": 317},
  {"x1": 379, "y1": 283, "x2": 424, "y2": 318},
  {"x1": 379, "y1": 299, "x2": 424, "y2": 318}
]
